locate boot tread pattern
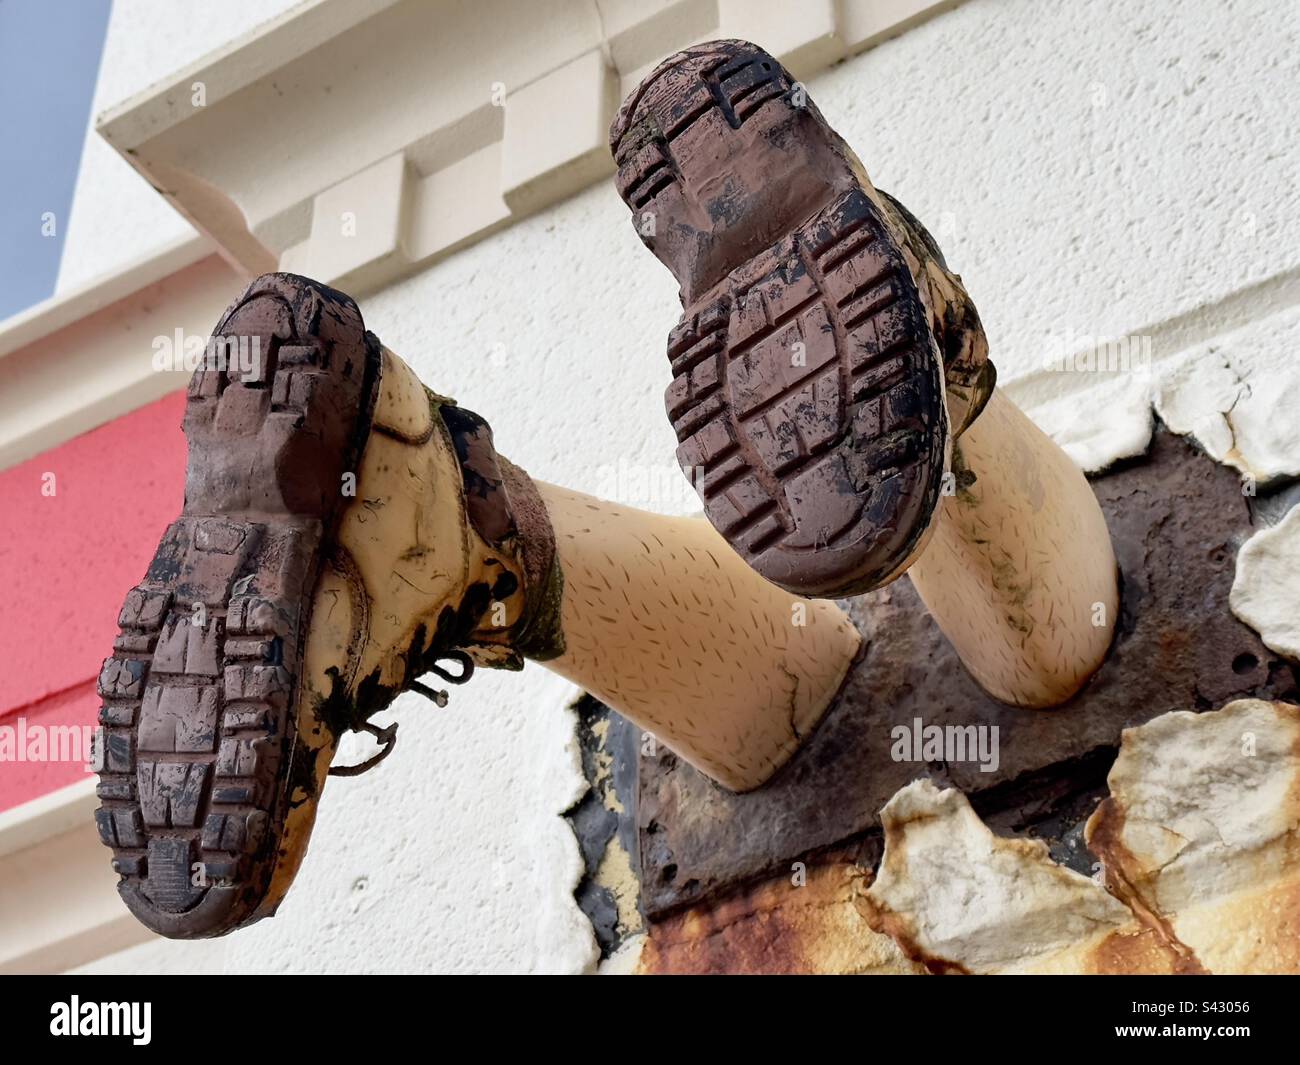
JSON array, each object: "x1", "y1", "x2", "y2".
[
  {"x1": 614, "y1": 51, "x2": 791, "y2": 212},
  {"x1": 613, "y1": 40, "x2": 949, "y2": 596},
  {"x1": 669, "y1": 188, "x2": 945, "y2": 594},
  {"x1": 95, "y1": 274, "x2": 374, "y2": 937}
]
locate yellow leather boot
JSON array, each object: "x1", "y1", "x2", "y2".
[{"x1": 96, "y1": 274, "x2": 563, "y2": 938}]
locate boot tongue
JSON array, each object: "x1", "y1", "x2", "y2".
[
  {"x1": 437, "y1": 403, "x2": 517, "y2": 545},
  {"x1": 435, "y1": 398, "x2": 566, "y2": 663}
]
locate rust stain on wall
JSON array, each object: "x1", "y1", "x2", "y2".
[{"x1": 637, "y1": 855, "x2": 922, "y2": 975}]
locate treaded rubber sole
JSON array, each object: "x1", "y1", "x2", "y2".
[
  {"x1": 94, "y1": 273, "x2": 379, "y2": 938},
  {"x1": 612, "y1": 40, "x2": 948, "y2": 598}
]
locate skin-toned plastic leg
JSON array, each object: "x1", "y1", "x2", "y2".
[
  {"x1": 905, "y1": 388, "x2": 1120, "y2": 708},
  {"x1": 536, "y1": 483, "x2": 862, "y2": 791}
]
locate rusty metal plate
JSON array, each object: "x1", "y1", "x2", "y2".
[{"x1": 637, "y1": 429, "x2": 1299, "y2": 917}]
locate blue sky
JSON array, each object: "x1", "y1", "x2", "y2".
[{"x1": 0, "y1": 0, "x2": 112, "y2": 320}]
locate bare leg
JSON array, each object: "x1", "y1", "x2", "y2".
[
  {"x1": 535, "y1": 482, "x2": 862, "y2": 791},
  {"x1": 522, "y1": 388, "x2": 1118, "y2": 790},
  {"x1": 905, "y1": 388, "x2": 1119, "y2": 707},
  {"x1": 528, "y1": 380, "x2": 1118, "y2": 793}
]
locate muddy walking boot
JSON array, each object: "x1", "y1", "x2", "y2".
[
  {"x1": 610, "y1": 39, "x2": 995, "y2": 598},
  {"x1": 94, "y1": 273, "x2": 561, "y2": 937}
]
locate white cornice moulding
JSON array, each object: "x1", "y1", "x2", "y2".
[
  {"x1": 0, "y1": 778, "x2": 97, "y2": 859},
  {"x1": 0, "y1": 780, "x2": 153, "y2": 974},
  {"x1": 0, "y1": 243, "x2": 244, "y2": 472},
  {"x1": 96, "y1": 0, "x2": 966, "y2": 297},
  {"x1": 0, "y1": 235, "x2": 209, "y2": 362}
]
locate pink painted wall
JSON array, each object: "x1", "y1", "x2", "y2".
[{"x1": 0, "y1": 391, "x2": 186, "y2": 812}]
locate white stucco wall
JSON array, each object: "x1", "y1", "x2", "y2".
[{"x1": 64, "y1": 0, "x2": 1300, "y2": 972}]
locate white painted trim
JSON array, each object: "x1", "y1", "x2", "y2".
[
  {"x1": 0, "y1": 816, "x2": 152, "y2": 974},
  {"x1": 0, "y1": 250, "x2": 244, "y2": 472},
  {"x1": 95, "y1": 0, "x2": 401, "y2": 147},
  {"x1": 0, "y1": 778, "x2": 97, "y2": 860},
  {"x1": 0, "y1": 780, "x2": 154, "y2": 974},
  {"x1": 95, "y1": 0, "x2": 966, "y2": 296},
  {"x1": 0, "y1": 235, "x2": 210, "y2": 362}
]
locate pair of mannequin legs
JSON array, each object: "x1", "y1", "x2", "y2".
[
  {"x1": 95, "y1": 41, "x2": 1116, "y2": 938},
  {"x1": 542, "y1": 386, "x2": 1116, "y2": 789}
]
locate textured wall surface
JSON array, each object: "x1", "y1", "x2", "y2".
[{"x1": 48, "y1": 0, "x2": 1300, "y2": 972}]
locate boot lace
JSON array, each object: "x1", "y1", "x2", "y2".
[{"x1": 328, "y1": 651, "x2": 476, "y2": 777}]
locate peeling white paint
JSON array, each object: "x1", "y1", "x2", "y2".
[
  {"x1": 862, "y1": 701, "x2": 1300, "y2": 973},
  {"x1": 1155, "y1": 306, "x2": 1300, "y2": 483},
  {"x1": 864, "y1": 780, "x2": 1132, "y2": 973},
  {"x1": 1232, "y1": 504, "x2": 1300, "y2": 661},
  {"x1": 1004, "y1": 370, "x2": 1155, "y2": 473}
]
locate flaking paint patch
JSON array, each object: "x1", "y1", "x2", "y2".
[
  {"x1": 565, "y1": 695, "x2": 643, "y2": 959},
  {"x1": 843, "y1": 701, "x2": 1300, "y2": 975},
  {"x1": 1007, "y1": 303, "x2": 1300, "y2": 480},
  {"x1": 590, "y1": 717, "x2": 624, "y2": 815},
  {"x1": 1231, "y1": 504, "x2": 1300, "y2": 661},
  {"x1": 1086, "y1": 699, "x2": 1300, "y2": 973},
  {"x1": 1084, "y1": 798, "x2": 1210, "y2": 975},
  {"x1": 1154, "y1": 307, "x2": 1300, "y2": 484},
  {"x1": 858, "y1": 779, "x2": 1159, "y2": 975}
]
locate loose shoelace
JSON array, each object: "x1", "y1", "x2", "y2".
[{"x1": 329, "y1": 651, "x2": 476, "y2": 777}]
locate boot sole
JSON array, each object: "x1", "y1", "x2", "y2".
[
  {"x1": 613, "y1": 42, "x2": 948, "y2": 597},
  {"x1": 94, "y1": 274, "x2": 379, "y2": 938}
]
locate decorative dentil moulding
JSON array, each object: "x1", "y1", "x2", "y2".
[{"x1": 96, "y1": 0, "x2": 961, "y2": 295}]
